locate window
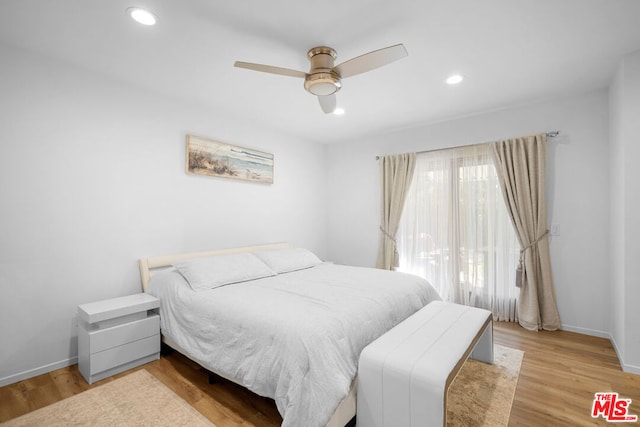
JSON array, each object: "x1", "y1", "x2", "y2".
[{"x1": 396, "y1": 144, "x2": 520, "y2": 321}]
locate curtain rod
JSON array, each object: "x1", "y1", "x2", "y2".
[{"x1": 375, "y1": 131, "x2": 560, "y2": 160}]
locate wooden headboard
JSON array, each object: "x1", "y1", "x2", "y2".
[{"x1": 138, "y1": 242, "x2": 291, "y2": 292}]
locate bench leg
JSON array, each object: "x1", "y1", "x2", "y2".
[{"x1": 470, "y1": 320, "x2": 493, "y2": 364}]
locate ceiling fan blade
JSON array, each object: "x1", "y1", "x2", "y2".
[
  {"x1": 334, "y1": 44, "x2": 408, "y2": 79},
  {"x1": 234, "y1": 61, "x2": 307, "y2": 78},
  {"x1": 318, "y1": 94, "x2": 336, "y2": 114}
]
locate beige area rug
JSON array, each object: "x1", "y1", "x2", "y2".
[
  {"x1": 2, "y1": 369, "x2": 215, "y2": 427},
  {"x1": 447, "y1": 344, "x2": 524, "y2": 426}
]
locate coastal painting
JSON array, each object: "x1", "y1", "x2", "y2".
[{"x1": 186, "y1": 135, "x2": 274, "y2": 184}]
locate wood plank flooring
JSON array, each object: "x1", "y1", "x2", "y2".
[{"x1": 1, "y1": 322, "x2": 638, "y2": 426}]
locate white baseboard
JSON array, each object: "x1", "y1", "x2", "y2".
[
  {"x1": 561, "y1": 324, "x2": 640, "y2": 375},
  {"x1": 561, "y1": 323, "x2": 610, "y2": 339},
  {"x1": 621, "y1": 363, "x2": 640, "y2": 375},
  {"x1": 608, "y1": 334, "x2": 640, "y2": 375},
  {"x1": 0, "y1": 356, "x2": 78, "y2": 387}
]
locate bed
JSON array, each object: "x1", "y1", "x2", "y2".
[{"x1": 139, "y1": 242, "x2": 441, "y2": 427}]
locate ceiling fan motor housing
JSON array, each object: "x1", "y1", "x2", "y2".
[{"x1": 304, "y1": 46, "x2": 342, "y2": 96}]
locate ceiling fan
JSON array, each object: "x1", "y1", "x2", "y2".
[{"x1": 234, "y1": 44, "x2": 408, "y2": 114}]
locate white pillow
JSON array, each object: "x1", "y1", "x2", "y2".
[
  {"x1": 253, "y1": 247, "x2": 323, "y2": 274},
  {"x1": 174, "y1": 252, "x2": 275, "y2": 291}
]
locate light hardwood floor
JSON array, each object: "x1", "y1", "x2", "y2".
[{"x1": 1, "y1": 322, "x2": 638, "y2": 426}]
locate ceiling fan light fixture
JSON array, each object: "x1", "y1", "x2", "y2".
[
  {"x1": 127, "y1": 7, "x2": 157, "y2": 26},
  {"x1": 304, "y1": 72, "x2": 342, "y2": 96},
  {"x1": 446, "y1": 74, "x2": 464, "y2": 85}
]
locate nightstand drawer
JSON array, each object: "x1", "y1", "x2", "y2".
[
  {"x1": 90, "y1": 334, "x2": 160, "y2": 375},
  {"x1": 88, "y1": 314, "x2": 159, "y2": 354}
]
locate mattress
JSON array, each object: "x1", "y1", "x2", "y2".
[{"x1": 147, "y1": 262, "x2": 440, "y2": 427}]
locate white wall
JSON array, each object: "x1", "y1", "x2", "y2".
[
  {"x1": 326, "y1": 90, "x2": 611, "y2": 337},
  {"x1": 609, "y1": 49, "x2": 640, "y2": 374},
  {"x1": 0, "y1": 43, "x2": 328, "y2": 385}
]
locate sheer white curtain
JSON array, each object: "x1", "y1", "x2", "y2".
[{"x1": 397, "y1": 144, "x2": 520, "y2": 321}]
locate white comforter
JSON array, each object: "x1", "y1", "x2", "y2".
[{"x1": 147, "y1": 263, "x2": 440, "y2": 427}]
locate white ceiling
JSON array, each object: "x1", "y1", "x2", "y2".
[{"x1": 2, "y1": 0, "x2": 640, "y2": 144}]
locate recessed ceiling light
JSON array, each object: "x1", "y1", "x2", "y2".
[
  {"x1": 446, "y1": 74, "x2": 464, "y2": 85},
  {"x1": 333, "y1": 107, "x2": 345, "y2": 115},
  {"x1": 127, "y1": 7, "x2": 157, "y2": 26}
]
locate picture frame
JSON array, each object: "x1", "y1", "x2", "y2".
[{"x1": 186, "y1": 134, "x2": 274, "y2": 184}]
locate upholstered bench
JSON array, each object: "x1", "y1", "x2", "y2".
[{"x1": 357, "y1": 301, "x2": 493, "y2": 427}]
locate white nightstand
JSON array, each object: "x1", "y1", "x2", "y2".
[{"x1": 77, "y1": 293, "x2": 160, "y2": 384}]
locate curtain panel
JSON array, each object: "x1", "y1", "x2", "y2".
[
  {"x1": 491, "y1": 134, "x2": 561, "y2": 331},
  {"x1": 376, "y1": 153, "x2": 416, "y2": 270}
]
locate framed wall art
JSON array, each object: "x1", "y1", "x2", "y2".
[{"x1": 186, "y1": 134, "x2": 274, "y2": 184}]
